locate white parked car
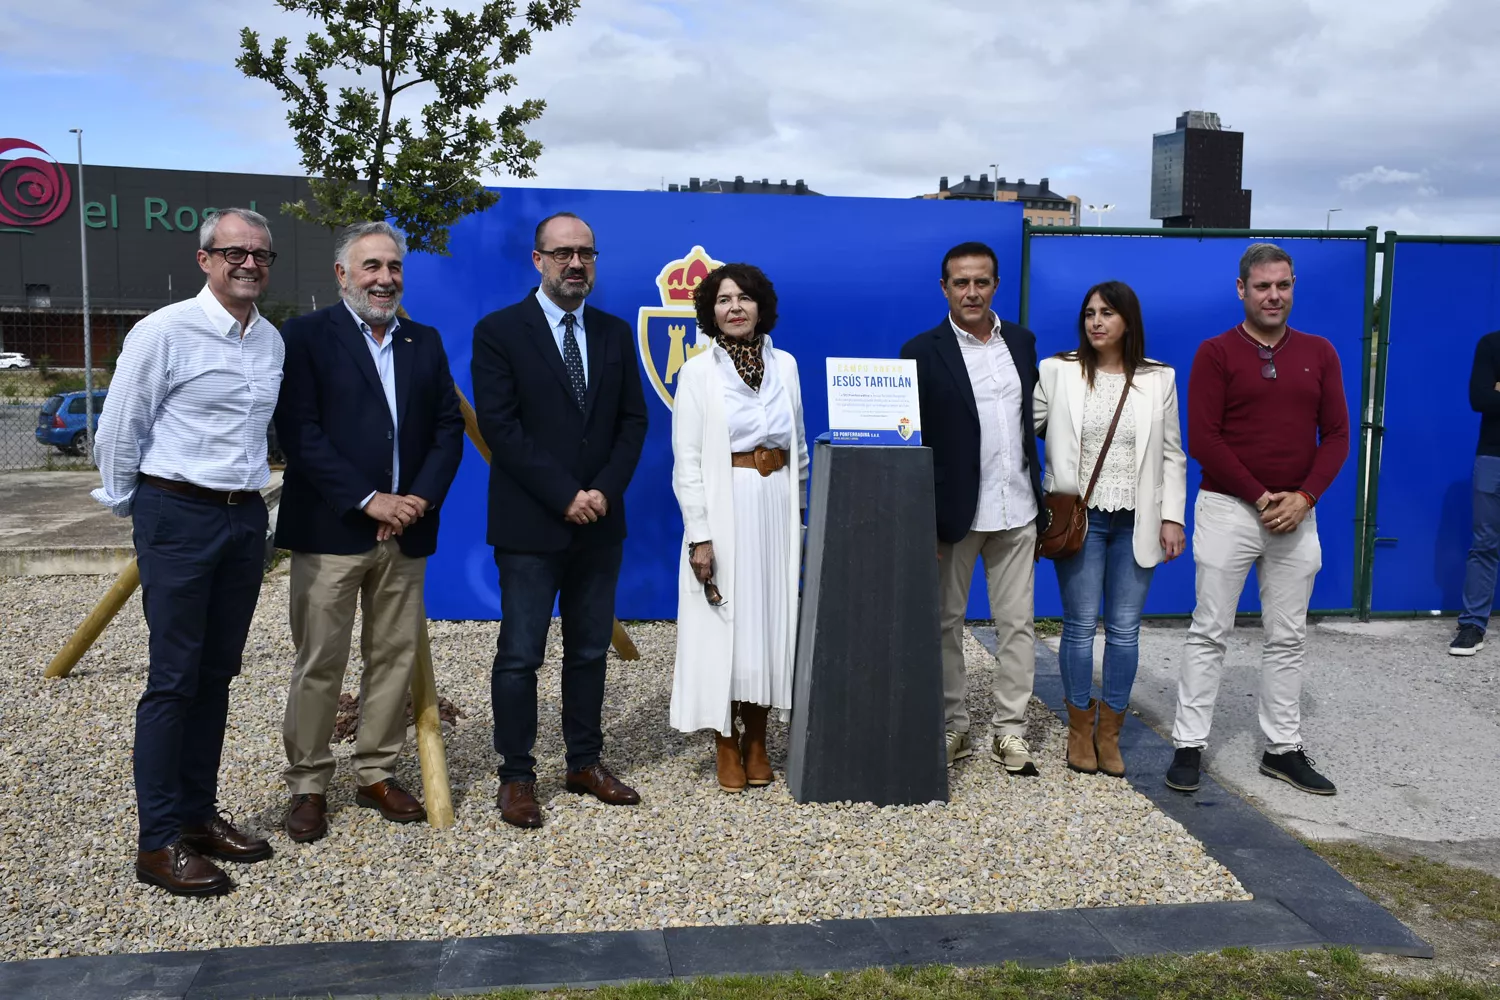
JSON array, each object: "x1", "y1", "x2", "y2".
[{"x1": 0, "y1": 352, "x2": 32, "y2": 369}]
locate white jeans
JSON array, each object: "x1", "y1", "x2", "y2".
[{"x1": 1172, "y1": 490, "x2": 1322, "y2": 753}]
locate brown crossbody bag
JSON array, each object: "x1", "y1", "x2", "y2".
[{"x1": 1035, "y1": 381, "x2": 1130, "y2": 562}]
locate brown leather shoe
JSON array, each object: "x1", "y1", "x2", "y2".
[
  {"x1": 564, "y1": 762, "x2": 641, "y2": 805},
  {"x1": 284, "y1": 793, "x2": 329, "y2": 843},
  {"x1": 136, "y1": 841, "x2": 233, "y2": 897},
  {"x1": 180, "y1": 814, "x2": 274, "y2": 863},
  {"x1": 356, "y1": 778, "x2": 427, "y2": 824},
  {"x1": 739, "y1": 703, "x2": 774, "y2": 786},
  {"x1": 498, "y1": 779, "x2": 543, "y2": 829}
]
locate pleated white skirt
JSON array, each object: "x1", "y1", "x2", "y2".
[{"x1": 728, "y1": 464, "x2": 795, "y2": 709}]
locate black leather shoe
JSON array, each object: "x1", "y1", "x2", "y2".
[
  {"x1": 1165, "y1": 747, "x2": 1202, "y2": 793},
  {"x1": 1260, "y1": 747, "x2": 1337, "y2": 795}
]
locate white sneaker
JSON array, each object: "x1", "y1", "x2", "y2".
[
  {"x1": 945, "y1": 730, "x2": 974, "y2": 767},
  {"x1": 991, "y1": 733, "x2": 1039, "y2": 776}
]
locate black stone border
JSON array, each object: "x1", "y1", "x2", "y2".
[{"x1": 1, "y1": 640, "x2": 1429, "y2": 999}]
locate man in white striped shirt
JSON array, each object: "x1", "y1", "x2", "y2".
[{"x1": 93, "y1": 207, "x2": 284, "y2": 897}]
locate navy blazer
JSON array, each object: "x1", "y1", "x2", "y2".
[
  {"x1": 273, "y1": 302, "x2": 465, "y2": 558},
  {"x1": 900, "y1": 316, "x2": 1045, "y2": 544},
  {"x1": 470, "y1": 291, "x2": 649, "y2": 553}
]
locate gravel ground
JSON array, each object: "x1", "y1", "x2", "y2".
[{"x1": 0, "y1": 572, "x2": 1247, "y2": 962}]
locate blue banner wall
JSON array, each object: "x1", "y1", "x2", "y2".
[
  {"x1": 1371, "y1": 242, "x2": 1500, "y2": 613},
  {"x1": 1025, "y1": 235, "x2": 1370, "y2": 616},
  {"x1": 401, "y1": 188, "x2": 1023, "y2": 620}
]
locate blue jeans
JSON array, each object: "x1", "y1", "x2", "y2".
[
  {"x1": 1054, "y1": 508, "x2": 1156, "y2": 712},
  {"x1": 1461, "y1": 455, "x2": 1500, "y2": 631},
  {"x1": 491, "y1": 542, "x2": 622, "y2": 783}
]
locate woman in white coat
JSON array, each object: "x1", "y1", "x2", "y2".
[
  {"x1": 670, "y1": 263, "x2": 808, "y2": 792},
  {"x1": 1035, "y1": 281, "x2": 1187, "y2": 778}
]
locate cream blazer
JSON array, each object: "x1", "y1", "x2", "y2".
[
  {"x1": 1033, "y1": 357, "x2": 1187, "y2": 568},
  {"x1": 669, "y1": 341, "x2": 809, "y2": 736}
]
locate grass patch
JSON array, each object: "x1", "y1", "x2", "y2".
[
  {"x1": 1312, "y1": 841, "x2": 1500, "y2": 940},
  {"x1": 458, "y1": 948, "x2": 1500, "y2": 999},
  {"x1": 1034, "y1": 617, "x2": 1062, "y2": 638}
]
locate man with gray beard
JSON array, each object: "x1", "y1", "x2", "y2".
[{"x1": 272, "y1": 220, "x2": 465, "y2": 842}]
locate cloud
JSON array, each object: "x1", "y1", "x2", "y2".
[{"x1": 1338, "y1": 167, "x2": 1430, "y2": 193}]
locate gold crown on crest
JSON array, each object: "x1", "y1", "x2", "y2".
[{"x1": 655, "y1": 246, "x2": 724, "y2": 305}]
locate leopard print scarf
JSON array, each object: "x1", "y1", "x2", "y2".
[{"x1": 720, "y1": 333, "x2": 765, "y2": 391}]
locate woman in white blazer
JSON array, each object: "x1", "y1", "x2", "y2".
[
  {"x1": 670, "y1": 263, "x2": 809, "y2": 793},
  {"x1": 1035, "y1": 281, "x2": 1187, "y2": 778}
]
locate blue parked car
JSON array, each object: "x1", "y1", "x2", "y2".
[{"x1": 36, "y1": 390, "x2": 108, "y2": 457}]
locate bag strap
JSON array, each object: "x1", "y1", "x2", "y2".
[{"x1": 1081, "y1": 379, "x2": 1131, "y2": 506}]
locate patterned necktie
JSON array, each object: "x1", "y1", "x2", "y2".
[{"x1": 561, "y1": 312, "x2": 586, "y2": 410}]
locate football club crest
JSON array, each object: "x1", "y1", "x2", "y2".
[
  {"x1": 897, "y1": 416, "x2": 914, "y2": 441},
  {"x1": 638, "y1": 245, "x2": 724, "y2": 409}
]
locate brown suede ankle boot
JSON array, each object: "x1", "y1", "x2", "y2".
[
  {"x1": 716, "y1": 731, "x2": 747, "y2": 792},
  {"x1": 1066, "y1": 700, "x2": 1099, "y2": 774},
  {"x1": 739, "y1": 703, "x2": 773, "y2": 786},
  {"x1": 1095, "y1": 702, "x2": 1126, "y2": 778}
]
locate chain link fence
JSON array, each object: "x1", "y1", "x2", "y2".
[{"x1": 0, "y1": 292, "x2": 293, "y2": 472}]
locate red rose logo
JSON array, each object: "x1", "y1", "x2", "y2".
[{"x1": 0, "y1": 138, "x2": 72, "y2": 228}]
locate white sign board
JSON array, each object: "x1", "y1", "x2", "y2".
[{"x1": 825, "y1": 357, "x2": 922, "y2": 445}]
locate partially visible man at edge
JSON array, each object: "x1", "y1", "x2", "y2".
[{"x1": 92, "y1": 207, "x2": 284, "y2": 896}]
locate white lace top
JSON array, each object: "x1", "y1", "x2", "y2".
[{"x1": 1077, "y1": 371, "x2": 1136, "y2": 512}]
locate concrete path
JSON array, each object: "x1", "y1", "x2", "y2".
[
  {"x1": 0, "y1": 470, "x2": 282, "y2": 576},
  {"x1": 1043, "y1": 617, "x2": 1500, "y2": 875}
]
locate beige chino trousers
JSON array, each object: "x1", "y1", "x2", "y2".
[
  {"x1": 938, "y1": 522, "x2": 1037, "y2": 738},
  {"x1": 1172, "y1": 490, "x2": 1322, "y2": 754},
  {"x1": 284, "y1": 541, "x2": 426, "y2": 793}
]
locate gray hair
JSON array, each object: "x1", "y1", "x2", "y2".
[
  {"x1": 1239, "y1": 242, "x2": 1294, "y2": 283},
  {"x1": 198, "y1": 207, "x2": 272, "y2": 250},
  {"x1": 335, "y1": 221, "x2": 408, "y2": 269}
]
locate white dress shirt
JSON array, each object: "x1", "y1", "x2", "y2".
[
  {"x1": 951, "y1": 311, "x2": 1037, "y2": 532},
  {"x1": 713, "y1": 337, "x2": 794, "y2": 453},
  {"x1": 346, "y1": 301, "x2": 402, "y2": 510},
  {"x1": 93, "y1": 284, "x2": 284, "y2": 516},
  {"x1": 535, "y1": 287, "x2": 588, "y2": 384}
]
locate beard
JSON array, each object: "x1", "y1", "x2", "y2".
[
  {"x1": 343, "y1": 281, "x2": 401, "y2": 327},
  {"x1": 544, "y1": 267, "x2": 593, "y2": 304}
]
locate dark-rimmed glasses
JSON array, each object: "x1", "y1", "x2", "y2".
[
  {"x1": 540, "y1": 246, "x2": 598, "y2": 265},
  {"x1": 704, "y1": 580, "x2": 726, "y2": 607},
  {"x1": 1257, "y1": 346, "x2": 1277, "y2": 380},
  {"x1": 206, "y1": 246, "x2": 278, "y2": 267}
]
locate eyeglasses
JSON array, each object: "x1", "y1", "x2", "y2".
[
  {"x1": 1257, "y1": 346, "x2": 1277, "y2": 380},
  {"x1": 540, "y1": 246, "x2": 598, "y2": 265},
  {"x1": 704, "y1": 580, "x2": 726, "y2": 607},
  {"x1": 206, "y1": 246, "x2": 278, "y2": 267}
]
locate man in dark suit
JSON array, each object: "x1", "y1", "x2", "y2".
[
  {"x1": 901, "y1": 241, "x2": 1045, "y2": 777},
  {"x1": 273, "y1": 220, "x2": 465, "y2": 843},
  {"x1": 471, "y1": 211, "x2": 649, "y2": 829}
]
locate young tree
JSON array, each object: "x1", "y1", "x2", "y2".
[{"x1": 238, "y1": 0, "x2": 579, "y2": 254}]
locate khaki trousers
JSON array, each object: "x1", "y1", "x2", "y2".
[
  {"x1": 283, "y1": 541, "x2": 426, "y2": 793},
  {"x1": 1172, "y1": 491, "x2": 1322, "y2": 753},
  {"x1": 938, "y1": 522, "x2": 1037, "y2": 737}
]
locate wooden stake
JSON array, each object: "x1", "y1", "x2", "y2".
[
  {"x1": 410, "y1": 619, "x2": 454, "y2": 828},
  {"x1": 45, "y1": 559, "x2": 140, "y2": 679}
]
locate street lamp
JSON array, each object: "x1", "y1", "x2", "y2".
[
  {"x1": 989, "y1": 163, "x2": 1000, "y2": 203},
  {"x1": 1327, "y1": 207, "x2": 1343, "y2": 230},
  {"x1": 1086, "y1": 203, "x2": 1116, "y2": 227},
  {"x1": 69, "y1": 128, "x2": 94, "y2": 463}
]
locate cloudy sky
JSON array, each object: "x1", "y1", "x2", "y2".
[{"x1": 5, "y1": 0, "x2": 1498, "y2": 234}]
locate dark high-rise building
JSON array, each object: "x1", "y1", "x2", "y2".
[{"x1": 1150, "y1": 111, "x2": 1251, "y2": 229}]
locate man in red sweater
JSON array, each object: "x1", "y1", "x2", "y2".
[{"x1": 1165, "y1": 243, "x2": 1349, "y2": 797}]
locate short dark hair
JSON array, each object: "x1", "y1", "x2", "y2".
[
  {"x1": 1239, "y1": 242, "x2": 1293, "y2": 283},
  {"x1": 941, "y1": 241, "x2": 999, "y2": 282},
  {"x1": 694, "y1": 263, "x2": 779, "y2": 338},
  {"x1": 534, "y1": 211, "x2": 591, "y2": 251}
]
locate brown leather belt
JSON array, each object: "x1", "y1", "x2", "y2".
[
  {"x1": 141, "y1": 474, "x2": 262, "y2": 506},
  {"x1": 730, "y1": 447, "x2": 788, "y2": 477}
]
